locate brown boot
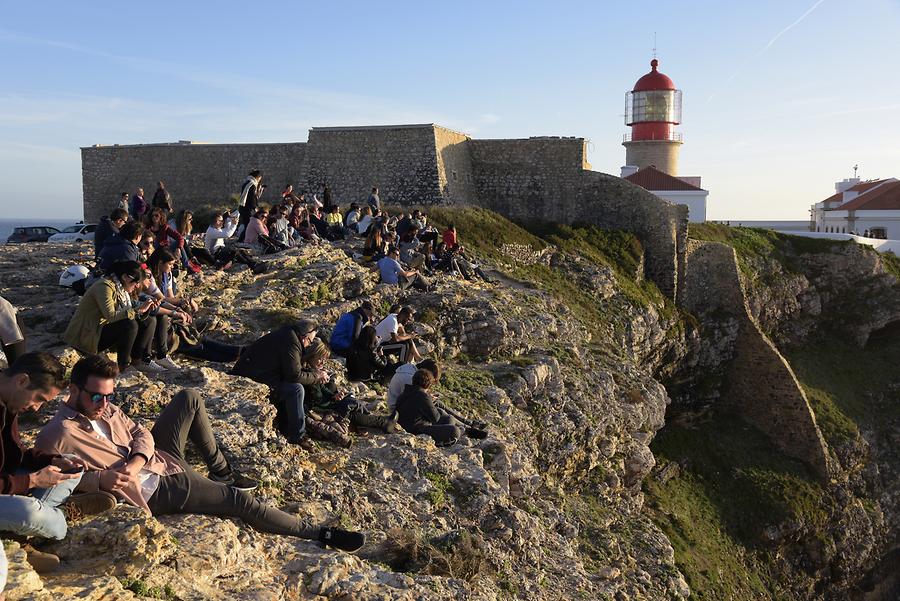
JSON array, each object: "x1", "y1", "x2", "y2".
[
  {"x1": 23, "y1": 544, "x2": 60, "y2": 574},
  {"x1": 62, "y1": 491, "x2": 117, "y2": 522}
]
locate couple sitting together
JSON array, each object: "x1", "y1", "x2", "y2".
[{"x1": 0, "y1": 352, "x2": 363, "y2": 572}]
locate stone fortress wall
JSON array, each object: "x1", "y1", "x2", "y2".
[
  {"x1": 681, "y1": 239, "x2": 834, "y2": 481},
  {"x1": 82, "y1": 123, "x2": 686, "y2": 298}
]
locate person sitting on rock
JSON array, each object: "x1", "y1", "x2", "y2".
[
  {"x1": 97, "y1": 220, "x2": 143, "y2": 273},
  {"x1": 204, "y1": 211, "x2": 266, "y2": 273},
  {"x1": 0, "y1": 353, "x2": 117, "y2": 573},
  {"x1": 442, "y1": 224, "x2": 460, "y2": 252},
  {"x1": 302, "y1": 340, "x2": 395, "y2": 442},
  {"x1": 329, "y1": 300, "x2": 374, "y2": 358},
  {"x1": 346, "y1": 325, "x2": 399, "y2": 383},
  {"x1": 35, "y1": 354, "x2": 365, "y2": 553},
  {"x1": 231, "y1": 320, "x2": 327, "y2": 449},
  {"x1": 0, "y1": 296, "x2": 26, "y2": 366},
  {"x1": 386, "y1": 358, "x2": 439, "y2": 416},
  {"x1": 64, "y1": 261, "x2": 160, "y2": 373},
  {"x1": 356, "y1": 206, "x2": 374, "y2": 237},
  {"x1": 377, "y1": 247, "x2": 430, "y2": 292},
  {"x1": 375, "y1": 305, "x2": 423, "y2": 363},
  {"x1": 324, "y1": 204, "x2": 345, "y2": 239},
  {"x1": 344, "y1": 203, "x2": 361, "y2": 231},
  {"x1": 395, "y1": 369, "x2": 462, "y2": 446},
  {"x1": 145, "y1": 207, "x2": 192, "y2": 272},
  {"x1": 243, "y1": 206, "x2": 270, "y2": 251},
  {"x1": 363, "y1": 226, "x2": 389, "y2": 263},
  {"x1": 148, "y1": 248, "x2": 198, "y2": 315},
  {"x1": 93, "y1": 208, "x2": 128, "y2": 258}
]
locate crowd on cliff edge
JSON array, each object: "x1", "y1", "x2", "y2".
[{"x1": 0, "y1": 170, "x2": 494, "y2": 582}]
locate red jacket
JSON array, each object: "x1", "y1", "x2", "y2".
[
  {"x1": 442, "y1": 229, "x2": 457, "y2": 249},
  {"x1": 0, "y1": 404, "x2": 56, "y2": 495}
]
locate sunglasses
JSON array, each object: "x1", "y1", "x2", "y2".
[{"x1": 78, "y1": 386, "x2": 117, "y2": 405}]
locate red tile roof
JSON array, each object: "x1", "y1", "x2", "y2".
[
  {"x1": 820, "y1": 179, "x2": 888, "y2": 205},
  {"x1": 832, "y1": 180, "x2": 900, "y2": 211},
  {"x1": 624, "y1": 166, "x2": 706, "y2": 192}
]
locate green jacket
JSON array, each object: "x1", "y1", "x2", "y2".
[{"x1": 64, "y1": 278, "x2": 135, "y2": 354}]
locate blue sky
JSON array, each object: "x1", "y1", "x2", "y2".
[{"x1": 1, "y1": 0, "x2": 898, "y2": 220}]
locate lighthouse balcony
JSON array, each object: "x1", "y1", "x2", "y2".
[{"x1": 623, "y1": 132, "x2": 684, "y2": 143}]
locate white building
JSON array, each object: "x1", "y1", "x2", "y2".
[
  {"x1": 811, "y1": 177, "x2": 900, "y2": 239},
  {"x1": 622, "y1": 165, "x2": 709, "y2": 223}
]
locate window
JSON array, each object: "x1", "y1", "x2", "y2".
[
  {"x1": 84, "y1": 225, "x2": 97, "y2": 233},
  {"x1": 61, "y1": 225, "x2": 82, "y2": 233},
  {"x1": 871, "y1": 227, "x2": 887, "y2": 239}
]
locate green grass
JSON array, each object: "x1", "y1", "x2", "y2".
[
  {"x1": 437, "y1": 366, "x2": 495, "y2": 418},
  {"x1": 881, "y1": 251, "x2": 900, "y2": 281},
  {"x1": 644, "y1": 409, "x2": 826, "y2": 600},
  {"x1": 425, "y1": 206, "x2": 549, "y2": 262},
  {"x1": 118, "y1": 577, "x2": 178, "y2": 600},
  {"x1": 423, "y1": 471, "x2": 451, "y2": 506}
]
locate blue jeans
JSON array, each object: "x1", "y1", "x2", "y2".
[
  {"x1": 277, "y1": 383, "x2": 306, "y2": 441},
  {"x1": 0, "y1": 472, "x2": 82, "y2": 540}
]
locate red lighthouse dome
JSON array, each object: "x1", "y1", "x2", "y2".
[{"x1": 633, "y1": 59, "x2": 676, "y2": 92}]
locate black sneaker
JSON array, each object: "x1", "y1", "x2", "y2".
[
  {"x1": 210, "y1": 470, "x2": 259, "y2": 492},
  {"x1": 319, "y1": 527, "x2": 365, "y2": 553}
]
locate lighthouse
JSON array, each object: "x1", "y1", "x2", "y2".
[{"x1": 622, "y1": 58, "x2": 683, "y2": 176}]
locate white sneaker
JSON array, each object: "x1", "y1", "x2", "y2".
[
  {"x1": 156, "y1": 356, "x2": 180, "y2": 370},
  {"x1": 135, "y1": 360, "x2": 167, "y2": 373}
]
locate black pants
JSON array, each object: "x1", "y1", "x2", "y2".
[
  {"x1": 411, "y1": 413, "x2": 463, "y2": 445},
  {"x1": 147, "y1": 389, "x2": 317, "y2": 539},
  {"x1": 214, "y1": 246, "x2": 256, "y2": 268},
  {"x1": 237, "y1": 206, "x2": 251, "y2": 242},
  {"x1": 188, "y1": 245, "x2": 217, "y2": 267},
  {"x1": 2, "y1": 315, "x2": 26, "y2": 364},
  {"x1": 97, "y1": 319, "x2": 139, "y2": 369},
  {"x1": 178, "y1": 338, "x2": 242, "y2": 363},
  {"x1": 141, "y1": 314, "x2": 170, "y2": 360}
]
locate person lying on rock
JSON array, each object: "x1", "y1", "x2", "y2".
[
  {"x1": 346, "y1": 326, "x2": 399, "y2": 384},
  {"x1": 35, "y1": 354, "x2": 365, "y2": 552},
  {"x1": 301, "y1": 340, "x2": 396, "y2": 439},
  {"x1": 231, "y1": 319, "x2": 326, "y2": 450},
  {"x1": 0, "y1": 353, "x2": 117, "y2": 574},
  {"x1": 328, "y1": 300, "x2": 374, "y2": 359},
  {"x1": 395, "y1": 369, "x2": 488, "y2": 446}
]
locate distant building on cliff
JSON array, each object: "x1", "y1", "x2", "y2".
[
  {"x1": 811, "y1": 176, "x2": 900, "y2": 239},
  {"x1": 620, "y1": 58, "x2": 708, "y2": 223}
]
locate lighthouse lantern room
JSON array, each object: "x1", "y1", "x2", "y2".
[{"x1": 622, "y1": 58, "x2": 683, "y2": 176}]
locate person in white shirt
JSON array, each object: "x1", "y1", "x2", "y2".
[
  {"x1": 385, "y1": 359, "x2": 439, "y2": 415},
  {"x1": 203, "y1": 211, "x2": 265, "y2": 273},
  {"x1": 374, "y1": 306, "x2": 422, "y2": 363}
]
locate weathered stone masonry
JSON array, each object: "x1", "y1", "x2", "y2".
[
  {"x1": 82, "y1": 123, "x2": 687, "y2": 298},
  {"x1": 681, "y1": 239, "x2": 835, "y2": 481}
]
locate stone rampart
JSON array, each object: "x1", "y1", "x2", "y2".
[
  {"x1": 682, "y1": 240, "x2": 834, "y2": 481},
  {"x1": 467, "y1": 137, "x2": 686, "y2": 299},
  {"x1": 305, "y1": 125, "x2": 443, "y2": 206},
  {"x1": 81, "y1": 142, "x2": 307, "y2": 222}
]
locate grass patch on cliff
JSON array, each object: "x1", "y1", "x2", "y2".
[
  {"x1": 425, "y1": 206, "x2": 549, "y2": 262},
  {"x1": 786, "y1": 332, "x2": 900, "y2": 443},
  {"x1": 645, "y1": 409, "x2": 826, "y2": 600},
  {"x1": 437, "y1": 365, "x2": 495, "y2": 420}
]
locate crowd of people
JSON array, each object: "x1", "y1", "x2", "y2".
[{"x1": 0, "y1": 172, "x2": 492, "y2": 576}]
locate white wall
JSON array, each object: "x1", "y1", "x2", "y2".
[
  {"x1": 654, "y1": 190, "x2": 708, "y2": 223},
  {"x1": 774, "y1": 230, "x2": 900, "y2": 255}
]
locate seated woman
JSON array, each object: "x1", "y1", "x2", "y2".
[
  {"x1": 63, "y1": 261, "x2": 159, "y2": 372},
  {"x1": 204, "y1": 211, "x2": 266, "y2": 273},
  {"x1": 175, "y1": 210, "x2": 217, "y2": 267},
  {"x1": 133, "y1": 269, "x2": 180, "y2": 371},
  {"x1": 145, "y1": 207, "x2": 197, "y2": 274},
  {"x1": 302, "y1": 340, "x2": 395, "y2": 444},
  {"x1": 395, "y1": 369, "x2": 463, "y2": 446},
  {"x1": 148, "y1": 248, "x2": 198, "y2": 315},
  {"x1": 346, "y1": 326, "x2": 398, "y2": 383},
  {"x1": 362, "y1": 226, "x2": 388, "y2": 262},
  {"x1": 356, "y1": 206, "x2": 374, "y2": 236},
  {"x1": 244, "y1": 207, "x2": 270, "y2": 252}
]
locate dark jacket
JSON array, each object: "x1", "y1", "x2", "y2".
[
  {"x1": 231, "y1": 325, "x2": 317, "y2": 387},
  {"x1": 395, "y1": 386, "x2": 440, "y2": 432},
  {"x1": 97, "y1": 235, "x2": 140, "y2": 272},
  {"x1": 130, "y1": 194, "x2": 147, "y2": 218},
  {"x1": 346, "y1": 345, "x2": 388, "y2": 381},
  {"x1": 1, "y1": 404, "x2": 57, "y2": 495},
  {"x1": 93, "y1": 215, "x2": 118, "y2": 257},
  {"x1": 152, "y1": 187, "x2": 172, "y2": 212}
]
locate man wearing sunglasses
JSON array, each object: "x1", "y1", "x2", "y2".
[
  {"x1": 36, "y1": 355, "x2": 365, "y2": 552},
  {"x1": 0, "y1": 353, "x2": 117, "y2": 573}
]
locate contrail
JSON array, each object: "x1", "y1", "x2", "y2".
[
  {"x1": 706, "y1": 0, "x2": 827, "y2": 103},
  {"x1": 758, "y1": 0, "x2": 826, "y2": 56}
]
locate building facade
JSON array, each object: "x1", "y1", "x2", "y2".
[{"x1": 811, "y1": 177, "x2": 900, "y2": 239}]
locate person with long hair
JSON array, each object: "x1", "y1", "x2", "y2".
[
  {"x1": 346, "y1": 325, "x2": 398, "y2": 383},
  {"x1": 175, "y1": 210, "x2": 216, "y2": 267},
  {"x1": 244, "y1": 207, "x2": 269, "y2": 250},
  {"x1": 145, "y1": 207, "x2": 198, "y2": 273},
  {"x1": 63, "y1": 261, "x2": 160, "y2": 372},
  {"x1": 147, "y1": 248, "x2": 197, "y2": 314},
  {"x1": 204, "y1": 211, "x2": 266, "y2": 273}
]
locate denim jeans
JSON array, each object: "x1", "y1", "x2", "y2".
[
  {"x1": 277, "y1": 383, "x2": 306, "y2": 441},
  {"x1": 0, "y1": 472, "x2": 82, "y2": 540}
]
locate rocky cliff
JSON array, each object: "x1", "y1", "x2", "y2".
[{"x1": 1, "y1": 215, "x2": 898, "y2": 601}]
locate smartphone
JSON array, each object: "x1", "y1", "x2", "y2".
[{"x1": 61, "y1": 467, "x2": 84, "y2": 474}]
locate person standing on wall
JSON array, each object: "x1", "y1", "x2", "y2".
[
  {"x1": 151, "y1": 181, "x2": 172, "y2": 215},
  {"x1": 116, "y1": 192, "x2": 129, "y2": 213},
  {"x1": 237, "y1": 170, "x2": 263, "y2": 242},
  {"x1": 367, "y1": 187, "x2": 380, "y2": 213}
]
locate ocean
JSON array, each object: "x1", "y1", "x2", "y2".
[{"x1": 0, "y1": 218, "x2": 85, "y2": 243}]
